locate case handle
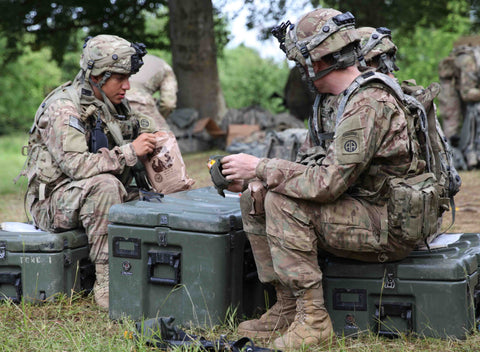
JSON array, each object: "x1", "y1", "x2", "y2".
[
  {"x1": 0, "y1": 272, "x2": 22, "y2": 303},
  {"x1": 147, "y1": 251, "x2": 181, "y2": 286}
]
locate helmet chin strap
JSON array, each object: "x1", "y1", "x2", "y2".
[
  {"x1": 88, "y1": 72, "x2": 120, "y2": 114},
  {"x1": 308, "y1": 49, "x2": 358, "y2": 82}
]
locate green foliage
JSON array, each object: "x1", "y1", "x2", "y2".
[
  {"x1": 0, "y1": 0, "x2": 168, "y2": 65},
  {"x1": 0, "y1": 46, "x2": 63, "y2": 136},
  {"x1": 320, "y1": 0, "x2": 473, "y2": 33},
  {"x1": 218, "y1": 45, "x2": 289, "y2": 113},
  {"x1": 0, "y1": 134, "x2": 28, "y2": 196},
  {"x1": 395, "y1": 27, "x2": 460, "y2": 87},
  {"x1": 395, "y1": 0, "x2": 471, "y2": 87}
]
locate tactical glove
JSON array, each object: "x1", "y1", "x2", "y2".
[{"x1": 208, "y1": 155, "x2": 231, "y2": 197}]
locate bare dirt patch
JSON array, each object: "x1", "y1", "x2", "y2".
[{"x1": 448, "y1": 169, "x2": 480, "y2": 233}]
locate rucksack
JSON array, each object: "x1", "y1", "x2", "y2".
[
  {"x1": 336, "y1": 71, "x2": 461, "y2": 241},
  {"x1": 264, "y1": 128, "x2": 308, "y2": 161}
]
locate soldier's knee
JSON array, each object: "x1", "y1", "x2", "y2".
[
  {"x1": 90, "y1": 174, "x2": 127, "y2": 200},
  {"x1": 264, "y1": 191, "x2": 286, "y2": 213}
]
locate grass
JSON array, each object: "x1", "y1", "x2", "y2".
[
  {"x1": 0, "y1": 133, "x2": 28, "y2": 195},
  {"x1": 2, "y1": 133, "x2": 480, "y2": 351}
]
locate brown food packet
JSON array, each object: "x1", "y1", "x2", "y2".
[{"x1": 144, "y1": 131, "x2": 195, "y2": 194}]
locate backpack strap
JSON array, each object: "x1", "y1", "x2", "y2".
[
  {"x1": 308, "y1": 93, "x2": 335, "y2": 147},
  {"x1": 336, "y1": 71, "x2": 432, "y2": 173}
]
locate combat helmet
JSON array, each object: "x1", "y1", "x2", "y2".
[
  {"x1": 273, "y1": 8, "x2": 362, "y2": 82},
  {"x1": 358, "y1": 27, "x2": 398, "y2": 74},
  {"x1": 80, "y1": 34, "x2": 147, "y2": 87}
]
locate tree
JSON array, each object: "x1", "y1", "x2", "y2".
[
  {"x1": 0, "y1": 0, "x2": 168, "y2": 65},
  {"x1": 1, "y1": 0, "x2": 478, "y2": 126},
  {"x1": 0, "y1": 0, "x2": 232, "y2": 122},
  {"x1": 168, "y1": 0, "x2": 227, "y2": 122}
]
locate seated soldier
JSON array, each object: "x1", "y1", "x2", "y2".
[{"x1": 22, "y1": 34, "x2": 167, "y2": 309}]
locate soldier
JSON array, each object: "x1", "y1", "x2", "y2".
[
  {"x1": 438, "y1": 39, "x2": 480, "y2": 169},
  {"x1": 218, "y1": 8, "x2": 440, "y2": 349},
  {"x1": 358, "y1": 26, "x2": 398, "y2": 77},
  {"x1": 22, "y1": 34, "x2": 167, "y2": 309},
  {"x1": 126, "y1": 54, "x2": 178, "y2": 130},
  {"x1": 305, "y1": 26, "x2": 399, "y2": 154}
]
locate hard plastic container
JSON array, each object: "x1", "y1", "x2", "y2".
[
  {"x1": 323, "y1": 233, "x2": 480, "y2": 339},
  {"x1": 0, "y1": 228, "x2": 94, "y2": 302},
  {"x1": 108, "y1": 187, "x2": 268, "y2": 326}
]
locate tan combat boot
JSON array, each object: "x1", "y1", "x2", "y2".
[
  {"x1": 238, "y1": 285, "x2": 296, "y2": 339},
  {"x1": 273, "y1": 287, "x2": 336, "y2": 350},
  {"x1": 93, "y1": 263, "x2": 109, "y2": 310}
]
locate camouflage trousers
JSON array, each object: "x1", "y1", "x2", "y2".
[
  {"x1": 240, "y1": 188, "x2": 414, "y2": 291},
  {"x1": 30, "y1": 174, "x2": 132, "y2": 264}
]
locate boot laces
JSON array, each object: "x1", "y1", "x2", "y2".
[{"x1": 295, "y1": 297, "x2": 306, "y2": 323}]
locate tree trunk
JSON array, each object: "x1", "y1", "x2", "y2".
[{"x1": 168, "y1": 0, "x2": 226, "y2": 123}]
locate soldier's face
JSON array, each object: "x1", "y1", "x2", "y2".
[
  {"x1": 312, "y1": 60, "x2": 333, "y2": 93},
  {"x1": 92, "y1": 73, "x2": 131, "y2": 104}
]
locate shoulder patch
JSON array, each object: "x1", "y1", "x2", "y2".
[
  {"x1": 335, "y1": 128, "x2": 366, "y2": 164},
  {"x1": 69, "y1": 115, "x2": 86, "y2": 134},
  {"x1": 341, "y1": 131, "x2": 360, "y2": 154},
  {"x1": 139, "y1": 118, "x2": 151, "y2": 129}
]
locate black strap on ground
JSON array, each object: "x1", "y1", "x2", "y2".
[{"x1": 134, "y1": 317, "x2": 280, "y2": 352}]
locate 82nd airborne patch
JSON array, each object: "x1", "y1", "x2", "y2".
[
  {"x1": 336, "y1": 129, "x2": 365, "y2": 164},
  {"x1": 344, "y1": 139, "x2": 358, "y2": 153}
]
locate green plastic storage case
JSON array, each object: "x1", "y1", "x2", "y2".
[
  {"x1": 323, "y1": 233, "x2": 480, "y2": 339},
  {"x1": 0, "y1": 228, "x2": 94, "y2": 302},
  {"x1": 108, "y1": 187, "x2": 268, "y2": 326}
]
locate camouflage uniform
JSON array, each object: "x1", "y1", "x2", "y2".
[
  {"x1": 127, "y1": 54, "x2": 178, "y2": 127},
  {"x1": 236, "y1": 10, "x2": 437, "y2": 349},
  {"x1": 22, "y1": 35, "x2": 158, "y2": 309},
  {"x1": 438, "y1": 55, "x2": 463, "y2": 139},
  {"x1": 243, "y1": 83, "x2": 417, "y2": 288},
  {"x1": 127, "y1": 82, "x2": 170, "y2": 131},
  {"x1": 302, "y1": 27, "x2": 398, "y2": 156},
  {"x1": 438, "y1": 45, "x2": 480, "y2": 168}
]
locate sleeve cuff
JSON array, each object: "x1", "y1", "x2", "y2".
[
  {"x1": 121, "y1": 144, "x2": 138, "y2": 167},
  {"x1": 255, "y1": 158, "x2": 269, "y2": 180}
]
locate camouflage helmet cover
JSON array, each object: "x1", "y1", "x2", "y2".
[
  {"x1": 284, "y1": 8, "x2": 360, "y2": 66},
  {"x1": 358, "y1": 26, "x2": 397, "y2": 62},
  {"x1": 80, "y1": 34, "x2": 146, "y2": 77}
]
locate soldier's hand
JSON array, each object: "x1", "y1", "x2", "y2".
[
  {"x1": 132, "y1": 133, "x2": 157, "y2": 157},
  {"x1": 154, "y1": 130, "x2": 168, "y2": 139},
  {"x1": 221, "y1": 153, "x2": 260, "y2": 181}
]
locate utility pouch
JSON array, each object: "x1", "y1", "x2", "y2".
[
  {"x1": 89, "y1": 115, "x2": 109, "y2": 153},
  {"x1": 387, "y1": 173, "x2": 439, "y2": 244}
]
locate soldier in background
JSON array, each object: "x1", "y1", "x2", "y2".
[
  {"x1": 358, "y1": 26, "x2": 398, "y2": 77},
  {"x1": 127, "y1": 54, "x2": 178, "y2": 130},
  {"x1": 21, "y1": 35, "x2": 166, "y2": 309},
  {"x1": 438, "y1": 37, "x2": 480, "y2": 169}
]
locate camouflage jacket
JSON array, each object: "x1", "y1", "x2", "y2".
[
  {"x1": 454, "y1": 47, "x2": 480, "y2": 102},
  {"x1": 24, "y1": 76, "x2": 158, "y2": 203},
  {"x1": 255, "y1": 80, "x2": 414, "y2": 205},
  {"x1": 128, "y1": 55, "x2": 178, "y2": 118}
]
